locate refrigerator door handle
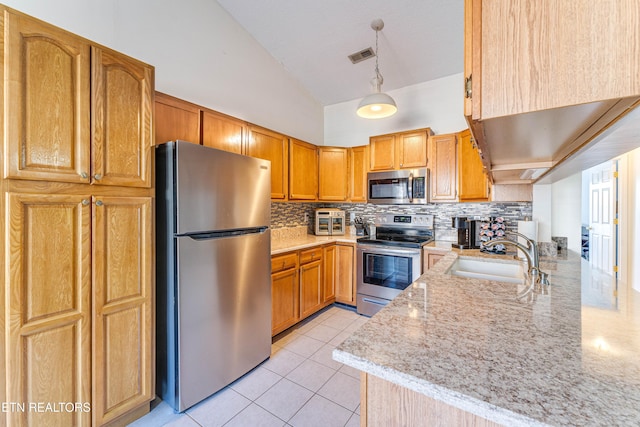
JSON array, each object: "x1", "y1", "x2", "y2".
[{"x1": 181, "y1": 226, "x2": 268, "y2": 240}]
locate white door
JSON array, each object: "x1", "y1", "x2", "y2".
[{"x1": 587, "y1": 162, "x2": 615, "y2": 274}]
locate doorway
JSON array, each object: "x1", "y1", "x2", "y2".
[{"x1": 581, "y1": 159, "x2": 621, "y2": 308}]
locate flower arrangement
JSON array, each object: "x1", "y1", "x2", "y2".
[{"x1": 480, "y1": 216, "x2": 506, "y2": 254}]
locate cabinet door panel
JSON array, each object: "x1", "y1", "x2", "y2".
[
  {"x1": 369, "y1": 135, "x2": 396, "y2": 171},
  {"x1": 5, "y1": 11, "x2": 91, "y2": 183},
  {"x1": 289, "y1": 139, "x2": 318, "y2": 200},
  {"x1": 335, "y1": 244, "x2": 355, "y2": 305},
  {"x1": 349, "y1": 146, "x2": 368, "y2": 202},
  {"x1": 155, "y1": 92, "x2": 201, "y2": 145},
  {"x1": 92, "y1": 196, "x2": 152, "y2": 425},
  {"x1": 319, "y1": 148, "x2": 348, "y2": 201},
  {"x1": 272, "y1": 268, "x2": 299, "y2": 336},
  {"x1": 6, "y1": 193, "x2": 91, "y2": 426},
  {"x1": 429, "y1": 134, "x2": 458, "y2": 202},
  {"x1": 202, "y1": 110, "x2": 245, "y2": 154},
  {"x1": 247, "y1": 127, "x2": 288, "y2": 200},
  {"x1": 458, "y1": 130, "x2": 489, "y2": 201},
  {"x1": 300, "y1": 259, "x2": 323, "y2": 318},
  {"x1": 92, "y1": 47, "x2": 153, "y2": 188},
  {"x1": 323, "y1": 245, "x2": 336, "y2": 303},
  {"x1": 398, "y1": 131, "x2": 427, "y2": 169}
]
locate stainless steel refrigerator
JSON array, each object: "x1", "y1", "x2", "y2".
[{"x1": 156, "y1": 141, "x2": 272, "y2": 412}]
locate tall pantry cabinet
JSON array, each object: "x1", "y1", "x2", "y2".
[{"x1": 1, "y1": 7, "x2": 154, "y2": 427}]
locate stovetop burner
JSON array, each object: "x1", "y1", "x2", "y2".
[
  {"x1": 356, "y1": 236, "x2": 433, "y2": 249},
  {"x1": 356, "y1": 213, "x2": 434, "y2": 249}
]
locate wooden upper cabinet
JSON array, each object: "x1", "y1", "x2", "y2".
[
  {"x1": 155, "y1": 92, "x2": 201, "y2": 145},
  {"x1": 289, "y1": 138, "x2": 318, "y2": 201},
  {"x1": 349, "y1": 145, "x2": 368, "y2": 202},
  {"x1": 397, "y1": 130, "x2": 428, "y2": 169},
  {"x1": 466, "y1": 0, "x2": 640, "y2": 120},
  {"x1": 3, "y1": 10, "x2": 154, "y2": 188},
  {"x1": 369, "y1": 129, "x2": 431, "y2": 171},
  {"x1": 429, "y1": 134, "x2": 458, "y2": 202},
  {"x1": 247, "y1": 126, "x2": 288, "y2": 200},
  {"x1": 318, "y1": 147, "x2": 348, "y2": 201},
  {"x1": 369, "y1": 134, "x2": 396, "y2": 171},
  {"x1": 4, "y1": 10, "x2": 91, "y2": 184},
  {"x1": 458, "y1": 129, "x2": 489, "y2": 201},
  {"x1": 202, "y1": 110, "x2": 246, "y2": 154},
  {"x1": 92, "y1": 46, "x2": 153, "y2": 188},
  {"x1": 92, "y1": 196, "x2": 153, "y2": 425},
  {"x1": 6, "y1": 193, "x2": 92, "y2": 426}
]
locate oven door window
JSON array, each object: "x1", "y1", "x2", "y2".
[{"x1": 362, "y1": 252, "x2": 413, "y2": 290}]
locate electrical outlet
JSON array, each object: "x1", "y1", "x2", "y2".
[{"x1": 304, "y1": 213, "x2": 309, "y2": 223}]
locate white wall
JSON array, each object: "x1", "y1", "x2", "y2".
[
  {"x1": 323, "y1": 73, "x2": 469, "y2": 147},
  {"x1": 533, "y1": 184, "x2": 552, "y2": 242},
  {"x1": 551, "y1": 173, "x2": 582, "y2": 252},
  {"x1": 627, "y1": 149, "x2": 640, "y2": 291},
  {"x1": 3, "y1": 0, "x2": 324, "y2": 145}
]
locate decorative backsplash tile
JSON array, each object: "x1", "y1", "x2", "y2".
[{"x1": 271, "y1": 201, "x2": 533, "y2": 241}]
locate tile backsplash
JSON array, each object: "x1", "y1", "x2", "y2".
[{"x1": 271, "y1": 201, "x2": 532, "y2": 241}]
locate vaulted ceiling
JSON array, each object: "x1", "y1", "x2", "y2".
[{"x1": 216, "y1": 0, "x2": 464, "y2": 106}]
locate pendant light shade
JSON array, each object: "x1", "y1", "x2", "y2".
[
  {"x1": 357, "y1": 19, "x2": 397, "y2": 119},
  {"x1": 357, "y1": 77, "x2": 398, "y2": 118}
]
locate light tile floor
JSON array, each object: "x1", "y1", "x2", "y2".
[{"x1": 129, "y1": 305, "x2": 368, "y2": 427}]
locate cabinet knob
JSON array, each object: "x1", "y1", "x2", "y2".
[
  {"x1": 96, "y1": 200, "x2": 103, "y2": 206},
  {"x1": 94, "y1": 173, "x2": 103, "y2": 180},
  {"x1": 80, "y1": 172, "x2": 88, "y2": 179},
  {"x1": 81, "y1": 199, "x2": 90, "y2": 206}
]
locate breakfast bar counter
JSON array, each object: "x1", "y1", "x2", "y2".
[{"x1": 334, "y1": 250, "x2": 640, "y2": 426}]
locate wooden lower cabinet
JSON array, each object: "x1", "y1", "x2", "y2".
[
  {"x1": 300, "y1": 258, "x2": 323, "y2": 319},
  {"x1": 361, "y1": 373, "x2": 501, "y2": 426},
  {"x1": 271, "y1": 253, "x2": 300, "y2": 336},
  {"x1": 5, "y1": 193, "x2": 92, "y2": 427},
  {"x1": 322, "y1": 245, "x2": 337, "y2": 303},
  {"x1": 335, "y1": 243, "x2": 356, "y2": 305},
  {"x1": 92, "y1": 196, "x2": 153, "y2": 426},
  {"x1": 4, "y1": 191, "x2": 153, "y2": 426},
  {"x1": 271, "y1": 244, "x2": 344, "y2": 336}
]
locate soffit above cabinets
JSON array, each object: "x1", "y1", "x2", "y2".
[{"x1": 479, "y1": 98, "x2": 640, "y2": 184}]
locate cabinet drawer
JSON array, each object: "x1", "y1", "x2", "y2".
[
  {"x1": 300, "y1": 247, "x2": 323, "y2": 264},
  {"x1": 271, "y1": 253, "x2": 298, "y2": 273}
]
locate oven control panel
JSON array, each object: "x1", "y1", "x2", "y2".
[{"x1": 374, "y1": 214, "x2": 434, "y2": 228}]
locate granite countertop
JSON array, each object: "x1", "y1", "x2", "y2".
[
  {"x1": 334, "y1": 250, "x2": 640, "y2": 426},
  {"x1": 270, "y1": 226, "x2": 360, "y2": 255}
]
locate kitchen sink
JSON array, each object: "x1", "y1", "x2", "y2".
[{"x1": 446, "y1": 257, "x2": 526, "y2": 284}]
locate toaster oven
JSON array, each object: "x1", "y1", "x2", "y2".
[{"x1": 314, "y1": 208, "x2": 345, "y2": 235}]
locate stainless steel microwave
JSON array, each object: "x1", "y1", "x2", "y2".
[{"x1": 367, "y1": 168, "x2": 429, "y2": 204}]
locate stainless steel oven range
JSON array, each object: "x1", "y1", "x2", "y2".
[{"x1": 356, "y1": 214, "x2": 434, "y2": 316}]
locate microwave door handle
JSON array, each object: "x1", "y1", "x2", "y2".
[{"x1": 408, "y1": 173, "x2": 414, "y2": 202}]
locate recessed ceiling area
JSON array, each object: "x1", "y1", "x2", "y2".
[{"x1": 215, "y1": 0, "x2": 464, "y2": 106}]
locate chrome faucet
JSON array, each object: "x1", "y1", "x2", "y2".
[
  {"x1": 483, "y1": 239, "x2": 536, "y2": 275},
  {"x1": 482, "y1": 231, "x2": 549, "y2": 287}
]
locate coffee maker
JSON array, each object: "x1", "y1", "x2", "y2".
[{"x1": 452, "y1": 217, "x2": 481, "y2": 249}]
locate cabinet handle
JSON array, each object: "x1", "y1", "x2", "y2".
[
  {"x1": 81, "y1": 199, "x2": 90, "y2": 206},
  {"x1": 94, "y1": 173, "x2": 103, "y2": 181},
  {"x1": 465, "y1": 75, "x2": 472, "y2": 98},
  {"x1": 80, "y1": 172, "x2": 88, "y2": 179},
  {"x1": 96, "y1": 200, "x2": 103, "y2": 206}
]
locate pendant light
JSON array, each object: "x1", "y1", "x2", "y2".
[{"x1": 357, "y1": 19, "x2": 397, "y2": 119}]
